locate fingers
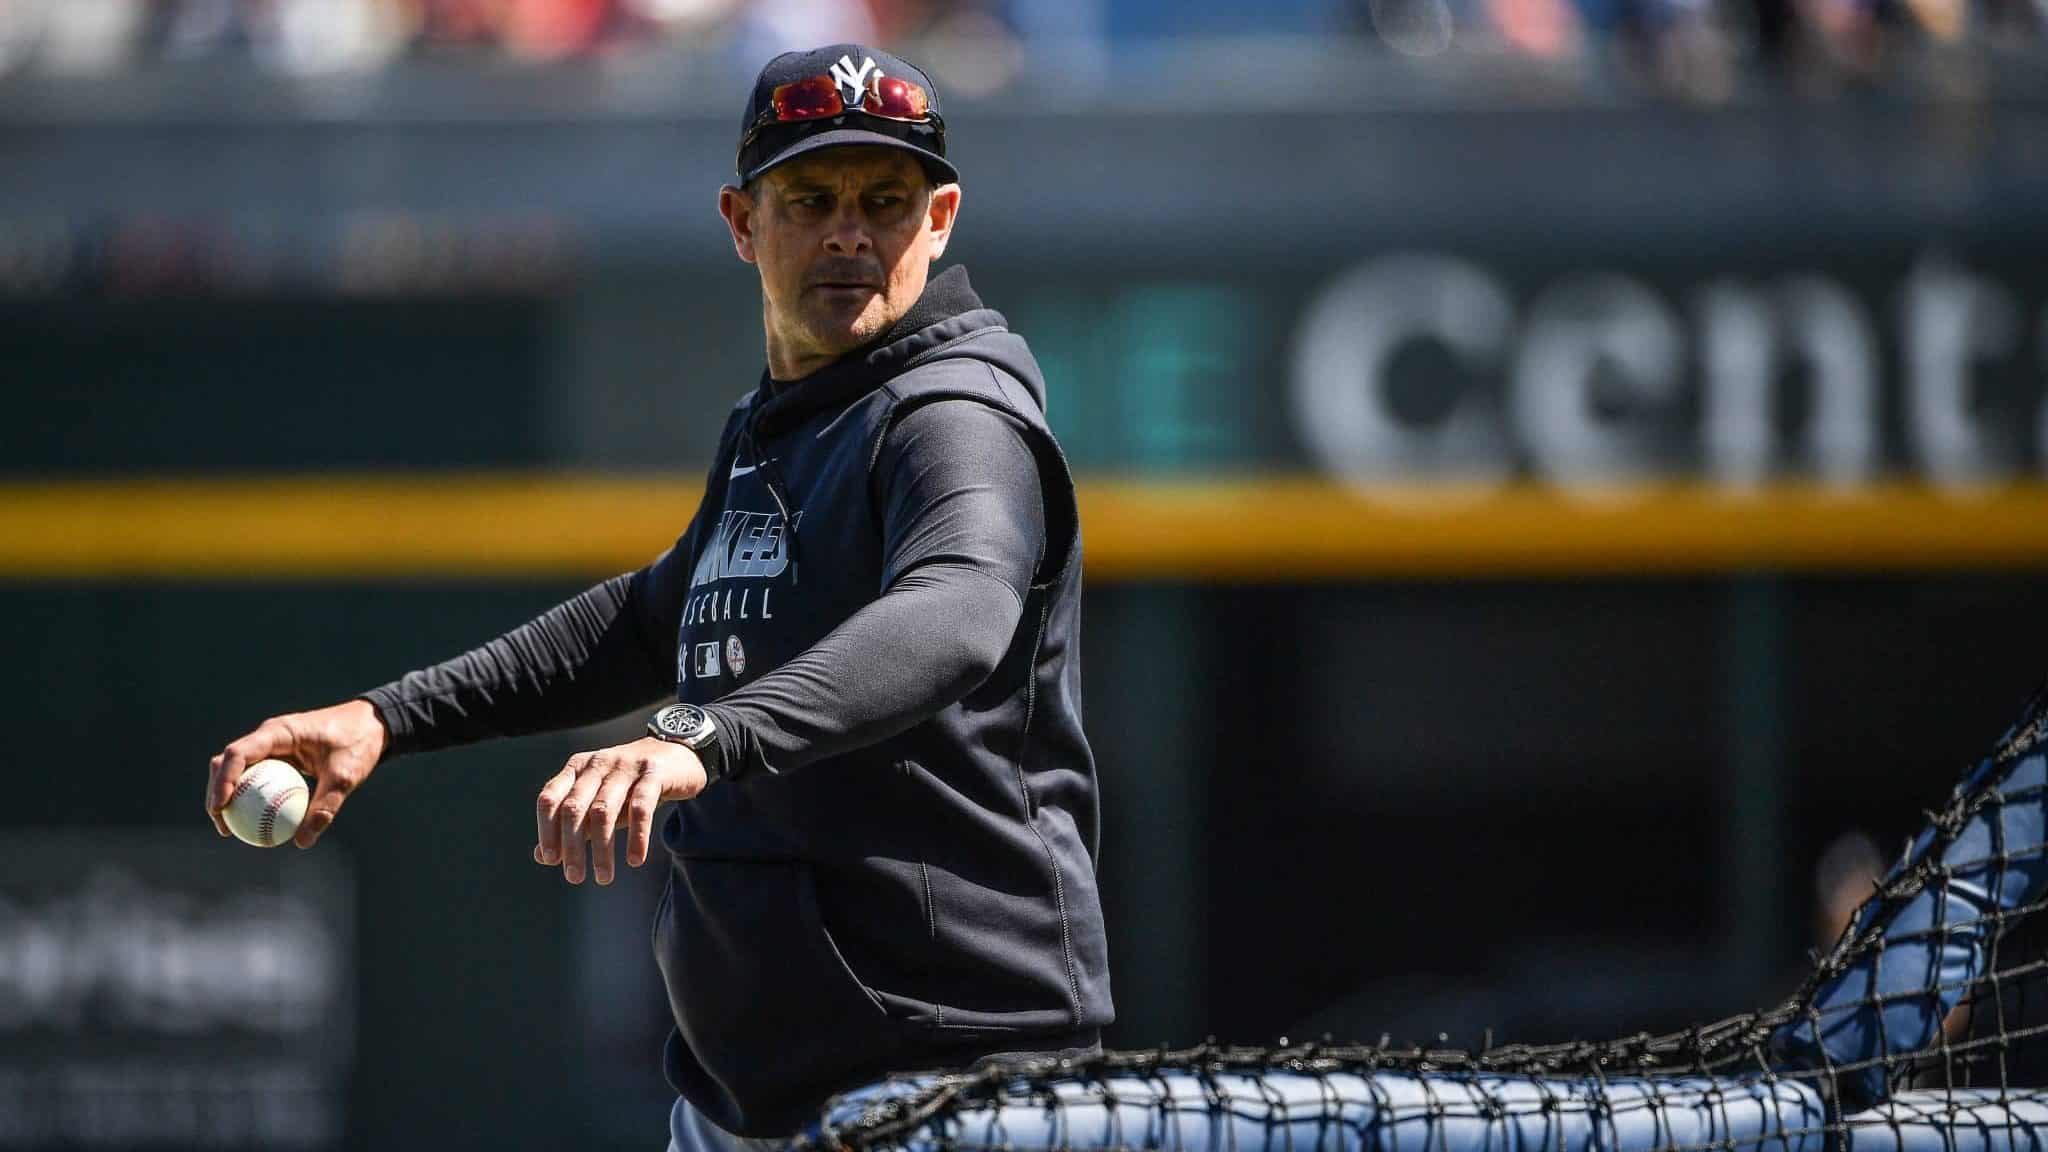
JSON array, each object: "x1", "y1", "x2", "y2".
[
  {"x1": 625, "y1": 768, "x2": 664, "y2": 869},
  {"x1": 536, "y1": 744, "x2": 684, "y2": 884},
  {"x1": 555, "y1": 759, "x2": 611, "y2": 886},
  {"x1": 535, "y1": 756, "x2": 584, "y2": 868},
  {"x1": 293, "y1": 768, "x2": 349, "y2": 850},
  {"x1": 208, "y1": 720, "x2": 291, "y2": 832},
  {"x1": 584, "y1": 765, "x2": 638, "y2": 886},
  {"x1": 206, "y1": 756, "x2": 230, "y2": 836}
]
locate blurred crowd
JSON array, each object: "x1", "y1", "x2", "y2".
[
  {"x1": 1346, "y1": 0, "x2": 2048, "y2": 96},
  {"x1": 0, "y1": 0, "x2": 936, "y2": 76},
  {"x1": 0, "y1": 0, "x2": 2040, "y2": 94}
]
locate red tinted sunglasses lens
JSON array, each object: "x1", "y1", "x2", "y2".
[
  {"x1": 867, "y1": 76, "x2": 930, "y2": 120},
  {"x1": 771, "y1": 76, "x2": 845, "y2": 121}
]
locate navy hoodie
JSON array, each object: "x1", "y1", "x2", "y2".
[
  {"x1": 657, "y1": 267, "x2": 1111, "y2": 1135},
  {"x1": 364, "y1": 266, "x2": 1113, "y2": 1138}
]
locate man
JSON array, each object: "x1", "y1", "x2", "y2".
[{"x1": 203, "y1": 44, "x2": 1114, "y2": 1150}]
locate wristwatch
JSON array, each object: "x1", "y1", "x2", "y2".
[{"x1": 647, "y1": 703, "x2": 727, "y2": 783}]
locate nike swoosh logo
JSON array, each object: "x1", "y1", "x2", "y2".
[{"x1": 730, "y1": 461, "x2": 759, "y2": 479}]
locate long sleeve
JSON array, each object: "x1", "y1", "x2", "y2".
[
  {"x1": 700, "y1": 400, "x2": 1045, "y2": 778},
  {"x1": 360, "y1": 544, "x2": 691, "y2": 758}
]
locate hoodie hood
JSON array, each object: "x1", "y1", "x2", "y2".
[{"x1": 752, "y1": 265, "x2": 1047, "y2": 437}]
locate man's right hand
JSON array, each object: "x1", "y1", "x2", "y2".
[{"x1": 208, "y1": 700, "x2": 388, "y2": 849}]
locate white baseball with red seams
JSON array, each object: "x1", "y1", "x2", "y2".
[{"x1": 222, "y1": 758, "x2": 310, "y2": 848}]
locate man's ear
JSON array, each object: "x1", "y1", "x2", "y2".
[
  {"x1": 924, "y1": 183, "x2": 962, "y2": 261},
  {"x1": 719, "y1": 184, "x2": 759, "y2": 265}
]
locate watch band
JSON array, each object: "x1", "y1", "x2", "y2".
[{"x1": 647, "y1": 703, "x2": 727, "y2": 783}]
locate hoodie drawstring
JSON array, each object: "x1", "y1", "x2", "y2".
[{"x1": 742, "y1": 414, "x2": 802, "y2": 586}]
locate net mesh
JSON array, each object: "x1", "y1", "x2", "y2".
[{"x1": 800, "y1": 682, "x2": 2048, "y2": 1152}]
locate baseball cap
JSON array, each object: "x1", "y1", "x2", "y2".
[{"x1": 736, "y1": 44, "x2": 958, "y2": 187}]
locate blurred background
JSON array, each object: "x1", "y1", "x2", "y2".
[{"x1": 3, "y1": 0, "x2": 2047, "y2": 1148}]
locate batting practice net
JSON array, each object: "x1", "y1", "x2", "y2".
[{"x1": 799, "y1": 681, "x2": 2048, "y2": 1152}]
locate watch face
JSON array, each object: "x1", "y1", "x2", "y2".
[{"x1": 656, "y1": 704, "x2": 708, "y2": 742}]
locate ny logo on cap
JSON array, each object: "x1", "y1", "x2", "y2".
[{"x1": 829, "y1": 54, "x2": 881, "y2": 107}]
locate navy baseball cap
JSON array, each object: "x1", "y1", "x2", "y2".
[{"x1": 736, "y1": 45, "x2": 957, "y2": 186}]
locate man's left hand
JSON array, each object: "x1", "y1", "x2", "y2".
[{"x1": 535, "y1": 736, "x2": 707, "y2": 886}]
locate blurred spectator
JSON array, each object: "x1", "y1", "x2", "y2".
[
  {"x1": 23, "y1": 0, "x2": 149, "y2": 76},
  {"x1": 411, "y1": 0, "x2": 617, "y2": 59},
  {"x1": 721, "y1": 0, "x2": 879, "y2": 65},
  {"x1": 0, "y1": 2, "x2": 40, "y2": 74},
  {"x1": 255, "y1": 0, "x2": 413, "y2": 73},
  {"x1": 623, "y1": 0, "x2": 753, "y2": 48},
  {"x1": 1491, "y1": 0, "x2": 1583, "y2": 58},
  {"x1": 154, "y1": 0, "x2": 247, "y2": 60},
  {"x1": 412, "y1": 0, "x2": 505, "y2": 48},
  {"x1": 1359, "y1": 0, "x2": 1457, "y2": 57}
]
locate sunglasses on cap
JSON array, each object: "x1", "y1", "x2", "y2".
[{"x1": 738, "y1": 72, "x2": 946, "y2": 157}]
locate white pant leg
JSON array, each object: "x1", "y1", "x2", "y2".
[{"x1": 666, "y1": 1096, "x2": 788, "y2": 1152}]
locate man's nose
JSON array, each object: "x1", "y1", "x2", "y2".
[{"x1": 822, "y1": 205, "x2": 872, "y2": 256}]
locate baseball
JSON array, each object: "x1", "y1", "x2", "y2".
[{"x1": 222, "y1": 758, "x2": 310, "y2": 848}]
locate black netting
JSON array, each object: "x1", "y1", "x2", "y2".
[{"x1": 800, "y1": 682, "x2": 2048, "y2": 1152}]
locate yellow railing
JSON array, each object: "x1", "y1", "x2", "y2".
[{"x1": 4, "y1": 475, "x2": 2048, "y2": 581}]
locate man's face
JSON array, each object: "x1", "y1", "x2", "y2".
[{"x1": 720, "y1": 146, "x2": 961, "y2": 379}]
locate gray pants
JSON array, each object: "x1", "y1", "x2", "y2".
[{"x1": 666, "y1": 1096, "x2": 786, "y2": 1152}]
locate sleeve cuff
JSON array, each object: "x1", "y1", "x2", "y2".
[
  {"x1": 356, "y1": 688, "x2": 414, "y2": 761},
  {"x1": 696, "y1": 702, "x2": 758, "y2": 782}
]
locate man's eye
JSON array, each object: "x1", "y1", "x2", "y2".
[{"x1": 793, "y1": 195, "x2": 828, "y2": 210}]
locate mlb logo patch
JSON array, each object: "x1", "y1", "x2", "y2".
[{"x1": 692, "y1": 642, "x2": 722, "y2": 680}]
